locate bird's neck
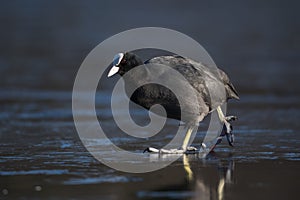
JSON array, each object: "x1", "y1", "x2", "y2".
[{"x1": 122, "y1": 61, "x2": 151, "y2": 98}]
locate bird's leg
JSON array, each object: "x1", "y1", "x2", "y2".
[
  {"x1": 144, "y1": 125, "x2": 198, "y2": 154},
  {"x1": 216, "y1": 106, "x2": 236, "y2": 146},
  {"x1": 181, "y1": 126, "x2": 197, "y2": 151}
]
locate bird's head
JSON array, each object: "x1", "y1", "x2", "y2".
[{"x1": 107, "y1": 52, "x2": 143, "y2": 77}]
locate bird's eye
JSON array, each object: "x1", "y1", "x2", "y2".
[{"x1": 121, "y1": 59, "x2": 126, "y2": 64}]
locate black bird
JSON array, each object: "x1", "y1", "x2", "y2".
[{"x1": 107, "y1": 52, "x2": 239, "y2": 153}]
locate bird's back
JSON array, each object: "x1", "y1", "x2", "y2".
[{"x1": 145, "y1": 55, "x2": 239, "y2": 108}]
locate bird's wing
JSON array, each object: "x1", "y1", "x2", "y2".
[{"x1": 146, "y1": 55, "x2": 229, "y2": 110}]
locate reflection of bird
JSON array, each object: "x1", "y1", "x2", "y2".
[
  {"x1": 107, "y1": 52, "x2": 239, "y2": 153},
  {"x1": 139, "y1": 154, "x2": 235, "y2": 200}
]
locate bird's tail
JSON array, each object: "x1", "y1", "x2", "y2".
[
  {"x1": 226, "y1": 82, "x2": 239, "y2": 100},
  {"x1": 217, "y1": 68, "x2": 239, "y2": 100}
]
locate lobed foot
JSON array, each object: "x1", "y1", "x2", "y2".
[
  {"x1": 222, "y1": 116, "x2": 235, "y2": 146},
  {"x1": 144, "y1": 146, "x2": 198, "y2": 154},
  {"x1": 216, "y1": 107, "x2": 236, "y2": 147}
]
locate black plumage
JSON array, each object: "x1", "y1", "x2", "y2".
[
  {"x1": 113, "y1": 52, "x2": 238, "y2": 121},
  {"x1": 107, "y1": 52, "x2": 239, "y2": 152}
]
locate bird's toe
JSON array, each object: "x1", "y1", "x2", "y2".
[
  {"x1": 225, "y1": 115, "x2": 237, "y2": 122},
  {"x1": 226, "y1": 132, "x2": 234, "y2": 147},
  {"x1": 143, "y1": 147, "x2": 159, "y2": 153}
]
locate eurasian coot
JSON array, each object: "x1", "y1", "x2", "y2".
[{"x1": 108, "y1": 52, "x2": 239, "y2": 153}]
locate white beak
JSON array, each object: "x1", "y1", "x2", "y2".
[{"x1": 107, "y1": 65, "x2": 120, "y2": 77}]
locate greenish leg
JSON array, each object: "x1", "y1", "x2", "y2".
[{"x1": 181, "y1": 126, "x2": 195, "y2": 150}]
